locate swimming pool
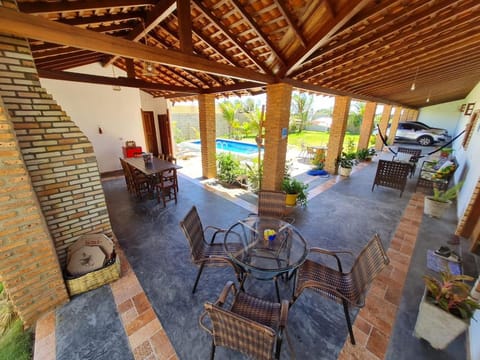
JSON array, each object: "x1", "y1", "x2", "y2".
[{"x1": 190, "y1": 139, "x2": 262, "y2": 155}]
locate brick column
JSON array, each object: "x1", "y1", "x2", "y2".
[
  {"x1": 325, "y1": 96, "x2": 351, "y2": 174},
  {"x1": 387, "y1": 107, "x2": 402, "y2": 145},
  {"x1": 198, "y1": 94, "x2": 216, "y2": 179},
  {"x1": 0, "y1": 99, "x2": 69, "y2": 328},
  {"x1": 375, "y1": 105, "x2": 392, "y2": 151},
  {"x1": 410, "y1": 109, "x2": 419, "y2": 122},
  {"x1": 357, "y1": 101, "x2": 376, "y2": 151},
  {"x1": 262, "y1": 83, "x2": 292, "y2": 191}
]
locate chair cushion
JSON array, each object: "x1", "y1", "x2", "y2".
[{"x1": 395, "y1": 152, "x2": 412, "y2": 162}]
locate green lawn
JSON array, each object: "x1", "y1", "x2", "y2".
[{"x1": 0, "y1": 319, "x2": 32, "y2": 360}]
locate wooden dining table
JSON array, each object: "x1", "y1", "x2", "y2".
[{"x1": 123, "y1": 156, "x2": 182, "y2": 176}]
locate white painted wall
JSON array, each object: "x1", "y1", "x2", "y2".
[
  {"x1": 417, "y1": 100, "x2": 464, "y2": 136},
  {"x1": 40, "y1": 63, "x2": 167, "y2": 172}
]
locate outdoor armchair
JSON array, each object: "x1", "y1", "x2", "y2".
[
  {"x1": 371, "y1": 159, "x2": 411, "y2": 197},
  {"x1": 179, "y1": 206, "x2": 242, "y2": 293},
  {"x1": 291, "y1": 234, "x2": 390, "y2": 345},
  {"x1": 200, "y1": 281, "x2": 289, "y2": 360},
  {"x1": 251, "y1": 190, "x2": 295, "y2": 224}
]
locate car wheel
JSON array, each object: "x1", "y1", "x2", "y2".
[{"x1": 417, "y1": 135, "x2": 433, "y2": 146}]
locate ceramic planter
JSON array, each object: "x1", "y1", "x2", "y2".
[
  {"x1": 285, "y1": 193, "x2": 298, "y2": 206},
  {"x1": 424, "y1": 197, "x2": 451, "y2": 218},
  {"x1": 413, "y1": 289, "x2": 469, "y2": 349},
  {"x1": 338, "y1": 166, "x2": 352, "y2": 177}
]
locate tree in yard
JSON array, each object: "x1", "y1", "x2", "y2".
[
  {"x1": 291, "y1": 92, "x2": 315, "y2": 133},
  {"x1": 219, "y1": 99, "x2": 242, "y2": 138},
  {"x1": 347, "y1": 101, "x2": 365, "y2": 134}
]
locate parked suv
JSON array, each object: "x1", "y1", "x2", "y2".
[{"x1": 395, "y1": 122, "x2": 447, "y2": 146}]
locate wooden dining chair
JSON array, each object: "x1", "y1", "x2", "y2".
[
  {"x1": 200, "y1": 281, "x2": 289, "y2": 360},
  {"x1": 155, "y1": 168, "x2": 177, "y2": 207},
  {"x1": 291, "y1": 234, "x2": 390, "y2": 345},
  {"x1": 122, "y1": 161, "x2": 150, "y2": 199},
  {"x1": 179, "y1": 207, "x2": 242, "y2": 293}
]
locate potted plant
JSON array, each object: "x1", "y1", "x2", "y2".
[
  {"x1": 356, "y1": 148, "x2": 376, "y2": 162},
  {"x1": 414, "y1": 270, "x2": 480, "y2": 349},
  {"x1": 336, "y1": 152, "x2": 357, "y2": 176},
  {"x1": 281, "y1": 177, "x2": 308, "y2": 207},
  {"x1": 424, "y1": 182, "x2": 463, "y2": 218}
]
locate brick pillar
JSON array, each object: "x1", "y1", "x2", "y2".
[
  {"x1": 357, "y1": 101, "x2": 376, "y2": 151},
  {"x1": 0, "y1": 98, "x2": 69, "y2": 328},
  {"x1": 262, "y1": 83, "x2": 292, "y2": 191},
  {"x1": 375, "y1": 104, "x2": 392, "y2": 151},
  {"x1": 388, "y1": 107, "x2": 402, "y2": 145},
  {"x1": 198, "y1": 94, "x2": 216, "y2": 179},
  {"x1": 325, "y1": 96, "x2": 351, "y2": 174},
  {"x1": 411, "y1": 109, "x2": 419, "y2": 122}
]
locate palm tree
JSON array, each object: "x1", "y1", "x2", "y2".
[
  {"x1": 291, "y1": 92, "x2": 314, "y2": 133},
  {"x1": 219, "y1": 100, "x2": 242, "y2": 138}
]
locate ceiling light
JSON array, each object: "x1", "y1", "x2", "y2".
[
  {"x1": 111, "y1": 65, "x2": 121, "y2": 91},
  {"x1": 410, "y1": 66, "x2": 419, "y2": 91}
]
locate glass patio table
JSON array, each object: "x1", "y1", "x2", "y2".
[{"x1": 224, "y1": 216, "x2": 308, "y2": 300}]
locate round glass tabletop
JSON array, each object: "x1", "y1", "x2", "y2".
[{"x1": 224, "y1": 216, "x2": 308, "y2": 279}]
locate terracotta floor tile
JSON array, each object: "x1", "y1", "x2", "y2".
[
  {"x1": 126, "y1": 308, "x2": 157, "y2": 336},
  {"x1": 366, "y1": 328, "x2": 389, "y2": 359},
  {"x1": 118, "y1": 298, "x2": 134, "y2": 314},
  {"x1": 133, "y1": 292, "x2": 151, "y2": 315},
  {"x1": 129, "y1": 319, "x2": 162, "y2": 349},
  {"x1": 151, "y1": 329, "x2": 177, "y2": 360},
  {"x1": 133, "y1": 340, "x2": 154, "y2": 360}
]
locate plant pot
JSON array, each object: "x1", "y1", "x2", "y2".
[
  {"x1": 285, "y1": 193, "x2": 298, "y2": 207},
  {"x1": 338, "y1": 166, "x2": 352, "y2": 177},
  {"x1": 413, "y1": 289, "x2": 469, "y2": 349},
  {"x1": 424, "y1": 197, "x2": 451, "y2": 218}
]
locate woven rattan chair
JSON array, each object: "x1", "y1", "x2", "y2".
[
  {"x1": 393, "y1": 147, "x2": 422, "y2": 177},
  {"x1": 179, "y1": 206, "x2": 242, "y2": 293},
  {"x1": 371, "y1": 159, "x2": 411, "y2": 197},
  {"x1": 200, "y1": 281, "x2": 289, "y2": 360},
  {"x1": 291, "y1": 234, "x2": 390, "y2": 345},
  {"x1": 253, "y1": 190, "x2": 295, "y2": 224}
]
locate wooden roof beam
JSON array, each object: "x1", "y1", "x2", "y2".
[
  {"x1": 272, "y1": 0, "x2": 307, "y2": 48},
  {"x1": 103, "y1": 0, "x2": 177, "y2": 66},
  {"x1": 283, "y1": 0, "x2": 370, "y2": 77},
  {"x1": 18, "y1": 0, "x2": 157, "y2": 14},
  {"x1": 56, "y1": 11, "x2": 145, "y2": 26},
  {"x1": 177, "y1": 0, "x2": 193, "y2": 54},
  {"x1": 295, "y1": 0, "x2": 476, "y2": 78},
  {"x1": 37, "y1": 68, "x2": 201, "y2": 93},
  {"x1": 229, "y1": 0, "x2": 286, "y2": 68},
  {"x1": 192, "y1": 0, "x2": 273, "y2": 75},
  {"x1": 0, "y1": 7, "x2": 274, "y2": 83}
]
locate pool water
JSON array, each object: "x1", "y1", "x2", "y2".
[{"x1": 191, "y1": 139, "x2": 262, "y2": 155}]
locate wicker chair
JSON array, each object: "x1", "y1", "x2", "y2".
[
  {"x1": 253, "y1": 190, "x2": 295, "y2": 224},
  {"x1": 200, "y1": 281, "x2": 289, "y2": 360},
  {"x1": 371, "y1": 159, "x2": 411, "y2": 197},
  {"x1": 393, "y1": 147, "x2": 422, "y2": 177},
  {"x1": 291, "y1": 234, "x2": 390, "y2": 345},
  {"x1": 179, "y1": 206, "x2": 242, "y2": 293}
]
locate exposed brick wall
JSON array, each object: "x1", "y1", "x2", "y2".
[
  {"x1": 375, "y1": 104, "x2": 392, "y2": 151},
  {"x1": 0, "y1": 33, "x2": 113, "y2": 267},
  {"x1": 0, "y1": 97, "x2": 68, "y2": 328},
  {"x1": 325, "y1": 96, "x2": 351, "y2": 174},
  {"x1": 262, "y1": 83, "x2": 292, "y2": 191},
  {"x1": 0, "y1": 24, "x2": 115, "y2": 323},
  {"x1": 387, "y1": 106, "x2": 402, "y2": 145},
  {"x1": 198, "y1": 94, "x2": 217, "y2": 178},
  {"x1": 357, "y1": 101, "x2": 377, "y2": 151}
]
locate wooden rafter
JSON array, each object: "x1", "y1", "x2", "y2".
[
  {"x1": 192, "y1": 0, "x2": 272, "y2": 75},
  {"x1": 272, "y1": 0, "x2": 306, "y2": 47},
  {"x1": 0, "y1": 8, "x2": 274, "y2": 83},
  {"x1": 284, "y1": 0, "x2": 370, "y2": 76},
  {"x1": 18, "y1": 0, "x2": 157, "y2": 14}
]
